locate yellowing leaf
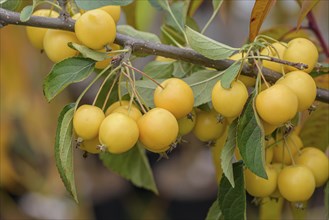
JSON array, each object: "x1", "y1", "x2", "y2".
[
  {"x1": 297, "y1": 0, "x2": 320, "y2": 30},
  {"x1": 249, "y1": 0, "x2": 277, "y2": 42}
]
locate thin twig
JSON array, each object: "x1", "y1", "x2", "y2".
[{"x1": 123, "y1": 62, "x2": 165, "y2": 89}]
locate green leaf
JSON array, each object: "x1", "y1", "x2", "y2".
[
  {"x1": 55, "y1": 103, "x2": 78, "y2": 203},
  {"x1": 237, "y1": 95, "x2": 267, "y2": 179},
  {"x1": 206, "y1": 199, "x2": 223, "y2": 220},
  {"x1": 43, "y1": 57, "x2": 95, "y2": 102},
  {"x1": 249, "y1": 0, "x2": 277, "y2": 41},
  {"x1": 130, "y1": 79, "x2": 164, "y2": 108},
  {"x1": 218, "y1": 161, "x2": 246, "y2": 220},
  {"x1": 161, "y1": 24, "x2": 186, "y2": 46},
  {"x1": 221, "y1": 120, "x2": 238, "y2": 187},
  {"x1": 147, "y1": 0, "x2": 163, "y2": 10},
  {"x1": 20, "y1": 5, "x2": 33, "y2": 22},
  {"x1": 68, "y1": 43, "x2": 108, "y2": 62},
  {"x1": 186, "y1": 26, "x2": 237, "y2": 60},
  {"x1": 143, "y1": 60, "x2": 175, "y2": 79},
  {"x1": 188, "y1": 0, "x2": 204, "y2": 16},
  {"x1": 183, "y1": 69, "x2": 223, "y2": 106},
  {"x1": 163, "y1": 1, "x2": 189, "y2": 32},
  {"x1": 299, "y1": 103, "x2": 329, "y2": 152},
  {"x1": 74, "y1": 0, "x2": 133, "y2": 9},
  {"x1": 212, "y1": 0, "x2": 224, "y2": 11},
  {"x1": 309, "y1": 63, "x2": 329, "y2": 78},
  {"x1": 220, "y1": 61, "x2": 242, "y2": 89},
  {"x1": 172, "y1": 60, "x2": 203, "y2": 78},
  {"x1": 1, "y1": 0, "x2": 22, "y2": 11},
  {"x1": 296, "y1": 0, "x2": 319, "y2": 30},
  {"x1": 94, "y1": 77, "x2": 118, "y2": 110},
  {"x1": 117, "y1": 25, "x2": 161, "y2": 43},
  {"x1": 99, "y1": 142, "x2": 158, "y2": 194}
]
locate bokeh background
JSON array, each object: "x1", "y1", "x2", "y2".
[{"x1": 1, "y1": 1, "x2": 328, "y2": 219}]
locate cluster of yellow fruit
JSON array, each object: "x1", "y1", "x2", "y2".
[
  {"x1": 212, "y1": 38, "x2": 318, "y2": 135},
  {"x1": 242, "y1": 131, "x2": 328, "y2": 203},
  {"x1": 73, "y1": 77, "x2": 196, "y2": 154},
  {"x1": 26, "y1": 5, "x2": 120, "y2": 68}
]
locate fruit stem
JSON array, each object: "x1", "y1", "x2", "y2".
[
  {"x1": 101, "y1": 75, "x2": 119, "y2": 111},
  {"x1": 93, "y1": 65, "x2": 119, "y2": 107},
  {"x1": 123, "y1": 62, "x2": 165, "y2": 89},
  {"x1": 75, "y1": 63, "x2": 111, "y2": 112},
  {"x1": 283, "y1": 136, "x2": 296, "y2": 166},
  {"x1": 122, "y1": 68, "x2": 148, "y2": 114}
]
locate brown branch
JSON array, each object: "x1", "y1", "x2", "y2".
[{"x1": 0, "y1": 8, "x2": 328, "y2": 103}]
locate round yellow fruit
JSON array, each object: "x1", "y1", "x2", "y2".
[
  {"x1": 79, "y1": 138, "x2": 101, "y2": 154},
  {"x1": 112, "y1": 105, "x2": 142, "y2": 121},
  {"x1": 283, "y1": 38, "x2": 318, "y2": 73},
  {"x1": 26, "y1": 9, "x2": 59, "y2": 49},
  {"x1": 295, "y1": 147, "x2": 329, "y2": 187},
  {"x1": 261, "y1": 42, "x2": 287, "y2": 73},
  {"x1": 276, "y1": 70, "x2": 316, "y2": 111},
  {"x1": 73, "y1": 105, "x2": 105, "y2": 141},
  {"x1": 244, "y1": 165, "x2": 278, "y2": 198},
  {"x1": 43, "y1": 29, "x2": 79, "y2": 63},
  {"x1": 278, "y1": 165, "x2": 315, "y2": 202},
  {"x1": 193, "y1": 109, "x2": 226, "y2": 142},
  {"x1": 256, "y1": 84, "x2": 298, "y2": 126},
  {"x1": 272, "y1": 132, "x2": 303, "y2": 165},
  {"x1": 99, "y1": 113, "x2": 139, "y2": 154},
  {"x1": 137, "y1": 108, "x2": 178, "y2": 152},
  {"x1": 212, "y1": 80, "x2": 248, "y2": 118},
  {"x1": 75, "y1": 9, "x2": 116, "y2": 50},
  {"x1": 105, "y1": 100, "x2": 131, "y2": 116},
  {"x1": 154, "y1": 78, "x2": 194, "y2": 119},
  {"x1": 100, "y1": 5, "x2": 121, "y2": 23}
]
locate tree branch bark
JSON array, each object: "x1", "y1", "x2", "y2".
[{"x1": 0, "y1": 8, "x2": 328, "y2": 103}]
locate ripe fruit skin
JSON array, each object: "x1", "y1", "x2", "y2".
[
  {"x1": 79, "y1": 138, "x2": 101, "y2": 154},
  {"x1": 261, "y1": 42, "x2": 287, "y2": 73},
  {"x1": 100, "y1": 5, "x2": 121, "y2": 23},
  {"x1": 273, "y1": 133, "x2": 303, "y2": 165},
  {"x1": 43, "y1": 29, "x2": 79, "y2": 63},
  {"x1": 193, "y1": 109, "x2": 226, "y2": 142},
  {"x1": 270, "y1": 163, "x2": 284, "y2": 198},
  {"x1": 261, "y1": 120, "x2": 278, "y2": 135},
  {"x1": 283, "y1": 38, "x2": 318, "y2": 73},
  {"x1": 73, "y1": 105, "x2": 105, "y2": 141},
  {"x1": 278, "y1": 165, "x2": 315, "y2": 202},
  {"x1": 178, "y1": 109, "x2": 196, "y2": 136},
  {"x1": 112, "y1": 105, "x2": 142, "y2": 121},
  {"x1": 244, "y1": 165, "x2": 278, "y2": 197},
  {"x1": 75, "y1": 9, "x2": 116, "y2": 50},
  {"x1": 95, "y1": 43, "x2": 120, "y2": 69},
  {"x1": 295, "y1": 147, "x2": 329, "y2": 187},
  {"x1": 256, "y1": 84, "x2": 298, "y2": 126},
  {"x1": 154, "y1": 78, "x2": 194, "y2": 119},
  {"x1": 265, "y1": 137, "x2": 275, "y2": 164},
  {"x1": 276, "y1": 71, "x2": 316, "y2": 111},
  {"x1": 26, "y1": 9, "x2": 59, "y2": 49},
  {"x1": 99, "y1": 113, "x2": 139, "y2": 154},
  {"x1": 137, "y1": 108, "x2": 178, "y2": 152},
  {"x1": 105, "y1": 100, "x2": 131, "y2": 116},
  {"x1": 229, "y1": 53, "x2": 256, "y2": 87},
  {"x1": 212, "y1": 80, "x2": 248, "y2": 118}
]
